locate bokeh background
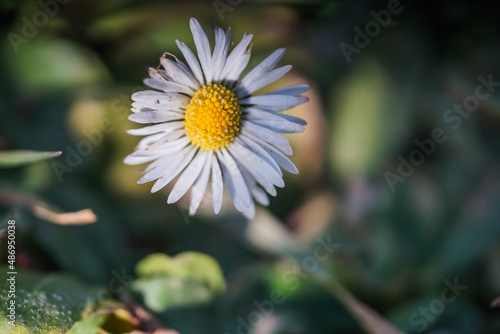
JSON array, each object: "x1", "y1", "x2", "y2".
[{"x1": 1, "y1": 0, "x2": 500, "y2": 333}]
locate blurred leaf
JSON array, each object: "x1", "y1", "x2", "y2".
[
  {"x1": 67, "y1": 307, "x2": 138, "y2": 334},
  {"x1": 132, "y1": 252, "x2": 225, "y2": 312},
  {"x1": 136, "y1": 252, "x2": 225, "y2": 292},
  {"x1": 7, "y1": 37, "x2": 110, "y2": 90},
  {"x1": 0, "y1": 150, "x2": 61, "y2": 168},
  {"x1": 66, "y1": 313, "x2": 108, "y2": 334},
  {"x1": 329, "y1": 58, "x2": 412, "y2": 178}
]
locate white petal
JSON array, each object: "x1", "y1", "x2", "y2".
[
  {"x1": 239, "y1": 198, "x2": 255, "y2": 219},
  {"x1": 241, "y1": 121, "x2": 290, "y2": 147},
  {"x1": 150, "y1": 146, "x2": 198, "y2": 193},
  {"x1": 235, "y1": 48, "x2": 285, "y2": 96},
  {"x1": 176, "y1": 40, "x2": 205, "y2": 86},
  {"x1": 267, "y1": 84, "x2": 310, "y2": 96},
  {"x1": 221, "y1": 33, "x2": 253, "y2": 84},
  {"x1": 249, "y1": 119, "x2": 305, "y2": 134},
  {"x1": 211, "y1": 155, "x2": 223, "y2": 214},
  {"x1": 240, "y1": 95, "x2": 308, "y2": 107},
  {"x1": 131, "y1": 91, "x2": 189, "y2": 111},
  {"x1": 190, "y1": 18, "x2": 211, "y2": 83},
  {"x1": 249, "y1": 135, "x2": 298, "y2": 174},
  {"x1": 160, "y1": 56, "x2": 199, "y2": 89},
  {"x1": 190, "y1": 152, "x2": 213, "y2": 215},
  {"x1": 138, "y1": 149, "x2": 187, "y2": 183},
  {"x1": 211, "y1": 27, "x2": 231, "y2": 82},
  {"x1": 137, "y1": 133, "x2": 165, "y2": 149},
  {"x1": 228, "y1": 141, "x2": 284, "y2": 189},
  {"x1": 127, "y1": 122, "x2": 184, "y2": 136},
  {"x1": 236, "y1": 136, "x2": 281, "y2": 175},
  {"x1": 240, "y1": 65, "x2": 292, "y2": 95},
  {"x1": 128, "y1": 111, "x2": 184, "y2": 124},
  {"x1": 240, "y1": 168, "x2": 270, "y2": 206},
  {"x1": 217, "y1": 149, "x2": 251, "y2": 209},
  {"x1": 277, "y1": 114, "x2": 308, "y2": 126},
  {"x1": 144, "y1": 77, "x2": 195, "y2": 96},
  {"x1": 138, "y1": 146, "x2": 190, "y2": 184},
  {"x1": 123, "y1": 154, "x2": 158, "y2": 166},
  {"x1": 244, "y1": 107, "x2": 307, "y2": 126},
  {"x1": 241, "y1": 131, "x2": 292, "y2": 156},
  {"x1": 148, "y1": 134, "x2": 190, "y2": 150},
  {"x1": 168, "y1": 150, "x2": 208, "y2": 204},
  {"x1": 252, "y1": 186, "x2": 270, "y2": 206}
]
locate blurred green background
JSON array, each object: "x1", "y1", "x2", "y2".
[{"x1": 1, "y1": 0, "x2": 500, "y2": 333}]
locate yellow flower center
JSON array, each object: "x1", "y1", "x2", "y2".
[{"x1": 184, "y1": 83, "x2": 241, "y2": 150}]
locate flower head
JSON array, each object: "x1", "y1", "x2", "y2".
[{"x1": 125, "y1": 18, "x2": 309, "y2": 218}]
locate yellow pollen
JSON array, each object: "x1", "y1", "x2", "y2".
[{"x1": 184, "y1": 83, "x2": 241, "y2": 150}]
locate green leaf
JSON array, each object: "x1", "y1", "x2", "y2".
[
  {"x1": 65, "y1": 313, "x2": 108, "y2": 334},
  {"x1": 0, "y1": 150, "x2": 61, "y2": 168},
  {"x1": 132, "y1": 252, "x2": 226, "y2": 312},
  {"x1": 136, "y1": 252, "x2": 226, "y2": 292},
  {"x1": 329, "y1": 59, "x2": 412, "y2": 178}
]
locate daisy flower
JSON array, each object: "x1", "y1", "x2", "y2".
[{"x1": 125, "y1": 18, "x2": 308, "y2": 219}]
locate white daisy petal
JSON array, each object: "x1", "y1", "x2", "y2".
[
  {"x1": 137, "y1": 133, "x2": 165, "y2": 149},
  {"x1": 150, "y1": 146, "x2": 198, "y2": 193},
  {"x1": 240, "y1": 94, "x2": 308, "y2": 108},
  {"x1": 217, "y1": 149, "x2": 251, "y2": 208},
  {"x1": 228, "y1": 141, "x2": 284, "y2": 192},
  {"x1": 176, "y1": 40, "x2": 205, "y2": 86},
  {"x1": 241, "y1": 65, "x2": 292, "y2": 95},
  {"x1": 160, "y1": 55, "x2": 199, "y2": 89},
  {"x1": 236, "y1": 136, "x2": 281, "y2": 175},
  {"x1": 241, "y1": 131, "x2": 292, "y2": 156},
  {"x1": 241, "y1": 120, "x2": 290, "y2": 147},
  {"x1": 266, "y1": 84, "x2": 310, "y2": 96},
  {"x1": 143, "y1": 77, "x2": 195, "y2": 96},
  {"x1": 168, "y1": 150, "x2": 208, "y2": 204},
  {"x1": 127, "y1": 122, "x2": 184, "y2": 136},
  {"x1": 252, "y1": 186, "x2": 270, "y2": 206},
  {"x1": 236, "y1": 48, "x2": 286, "y2": 96},
  {"x1": 128, "y1": 111, "x2": 184, "y2": 124},
  {"x1": 277, "y1": 114, "x2": 308, "y2": 126},
  {"x1": 240, "y1": 198, "x2": 255, "y2": 219},
  {"x1": 250, "y1": 119, "x2": 305, "y2": 134},
  {"x1": 131, "y1": 91, "x2": 189, "y2": 111},
  {"x1": 221, "y1": 33, "x2": 253, "y2": 84},
  {"x1": 147, "y1": 133, "x2": 190, "y2": 150},
  {"x1": 250, "y1": 135, "x2": 299, "y2": 174},
  {"x1": 240, "y1": 168, "x2": 271, "y2": 206},
  {"x1": 190, "y1": 17, "x2": 212, "y2": 83},
  {"x1": 123, "y1": 154, "x2": 158, "y2": 166},
  {"x1": 190, "y1": 152, "x2": 213, "y2": 215},
  {"x1": 211, "y1": 156, "x2": 224, "y2": 214},
  {"x1": 244, "y1": 107, "x2": 307, "y2": 126},
  {"x1": 138, "y1": 146, "x2": 190, "y2": 184},
  {"x1": 211, "y1": 27, "x2": 231, "y2": 82}
]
